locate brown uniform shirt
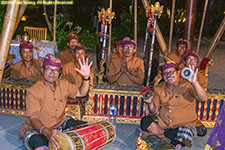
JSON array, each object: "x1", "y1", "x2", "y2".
[
  {"x1": 197, "y1": 70, "x2": 208, "y2": 89},
  {"x1": 62, "y1": 61, "x2": 95, "y2": 88},
  {"x1": 167, "y1": 52, "x2": 184, "y2": 69},
  {"x1": 153, "y1": 79, "x2": 202, "y2": 129},
  {"x1": 19, "y1": 78, "x2": 78, "y2": 139},
  {"x1": 108, "y1": 55, "x2": 144, "y2": 86},
  {"x1": 59, "y1": 49, "x2": 74, "y2": 65},
  {"x1": 10, "y1": 59, "x2": 41, "y2": 82}
]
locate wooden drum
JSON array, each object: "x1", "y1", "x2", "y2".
[{"x1": 49, "y1": 121, "x2": 116, "y2": 150}]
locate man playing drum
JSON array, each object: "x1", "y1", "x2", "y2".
[
  {"x1": 140, "y1": 60, "x2": 208, "y2": 149},
  {"x1": 9, "y1": 41, "x2": 41, "y2": 82},
  {"x1": 19, "y1": 54, "x2": 92, "y2": 150}
]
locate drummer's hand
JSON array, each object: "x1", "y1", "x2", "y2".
[
  {"x1": 42, "y1": 128, "x2": 61, "y2": 149},
  {"x1": 75, "y1": 57, "x2": 93, "y2": 79},
  {"x1": 49, "y1": 129, "x2": 61, "y2": 150},
  {"x1": 143, "y1": 96, "x2": 153, "y2": 103}
]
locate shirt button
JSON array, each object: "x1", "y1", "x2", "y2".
[
  {"x1": 56, "y1": 109, "x2": 58, "y2": 111},
  {"x1": 54, "y1": 98, "x2": 56, "y2": 100},
  {"x1": 169, "y1": 120, "x2": 172, "y2": 122},
  {"x1": 169, "y1": 110, "x2": 171, "y2": 112}
]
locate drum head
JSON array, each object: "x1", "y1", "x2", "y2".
[{"x1": 49, "y1": 133, "x2": 75, "y2": 150}]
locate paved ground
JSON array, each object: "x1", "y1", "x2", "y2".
[{"x1": 0, "y1": 114, "x2": 212, "y2": 150}]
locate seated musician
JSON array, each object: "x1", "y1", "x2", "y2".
[
  {"x1": 107, "y1": 40, "x2": 144, "y2": 86},
  {"x1": 9, "y1": 41, "x2": 41, "y2": 82},
  {"x1": 140, "y1": 61, "x2": 208, "y2": 148},
  {"x1": 62, "y1": 45, "x2": 95, "y2": 88},
  {"x1": 167, "y1": 38, "x2": 188, "y2": 69},
  {"x1": 183, "y1": 50, "x2": 208, "y2": 89},
  {"x1": 59, "y1": 33, "x2": 80, "y2": 65},
  {"x1": 111, "y1": 36, "x2": 132, "y2": 59},
  {"x1": 19, "y1": 54, "x2": 92, "y2": 150}
]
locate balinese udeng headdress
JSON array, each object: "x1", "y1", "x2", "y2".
[
  {"x1": 43, "y1": 54, "x2": 62, "y2": 69},
  {"x1": 183, "y1": 50, "x2": 199, "y2": 62},
  {"x1": 159, "y1": 60, "x2": 178, "y2": 72},
  {"x1": 176, "y1": 38, "x2": 188, "y2": 48},
  {"x1": 19, "y1": 41, "x2": 33, "y2": 50},
  {"x1": 67, "y1": 34, "x2": 79, "y2": 43},
  {"x1": 119, "y1": 40, "x2": 136, "y2": 49},
  {"x1": 74, "y1": 45, "x2": 87, "y2": 52}
]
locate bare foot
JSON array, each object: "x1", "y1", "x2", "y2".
[
  {"x1": 175, "y1": 144, "x2": 182, "y2": 150},
  {"x1": 140, "y1": 131, "x2": 152, "y2": 139}
]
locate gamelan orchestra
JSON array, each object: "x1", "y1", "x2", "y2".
[{"x1": 0, "y1": 0, "x2": 225, "y2": 150}]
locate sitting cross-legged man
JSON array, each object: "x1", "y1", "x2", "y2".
[
  {"x1": 107, "y1": 40, "x2": 144, "y2": 86},
  {"x1": 182, "y1": 50, "x2": 208, "y2": 89},
  {"x1": 140, "y1": 60, "x2": 208, "y2": 149},
  {"x1": 9, "y1": 41, "x2": 41, "y2": 82},
  {"x1": 19, "y1": 54, "x2": 93, "y2": 150},
  {"x1": 62, "y1": 45, "x2": 95, "y2": 88}
]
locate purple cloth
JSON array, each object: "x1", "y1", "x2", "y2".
[
  {"x1": 43, "y1": 54, "x2": 62, "y2": 69},
  {"x1": 120, "y1": 40, "x2": 136, "y2": 48},
  {"x1": 20, "y1": 41, "x2": 33, "y2": 50},
  {"x1": 159, "y1": 61, "x2": 178, "y2": 72},
  {"x1": 67, "y1": 34, "x2": 79, "y2": 42},
  {"x1": 183, "y1": 50, "x2": 199, "y2": 61},
  {"x1": 206, "y1": 103, "x2": 225, "y2": 149}
]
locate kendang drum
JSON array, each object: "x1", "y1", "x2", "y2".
[{"x1": 49, "y1": 121, "x2": 116, "y2": 150}]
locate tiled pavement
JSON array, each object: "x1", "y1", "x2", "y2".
[{"x1": 0, "y1": 114, "x2": 212, "y2": 150}]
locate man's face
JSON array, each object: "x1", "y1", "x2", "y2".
[
  {"x1": 163, "y1": 67, "x2": 179, "y2": 84},
  {"x1": 20, "y1": 48, "x2": 33, "y2": 62},
  {"x1": 177, "y1": 44, "x2": 187, "y2": 56},
  {"x1": 75, "y1": 50, "x2": 86, "y2": 61},
  {"x1": 43, "y1": 65, "x2": 61, "y2": 83},
  {"x1": 122, "y1": 44, "x2": 136, "y2": 57},
  {"x1": 68, "y1": 39, "x2": 78, "y2": 50},
  {"x1": 185, "y1": 56, "x2": 198, "y2": 69}
]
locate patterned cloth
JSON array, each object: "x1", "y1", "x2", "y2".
[{"x1": 205, "y1": 103, "x2": 225, "y2": 150}]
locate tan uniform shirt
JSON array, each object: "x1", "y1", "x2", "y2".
[
  {"x1": 197, "y1": 70, "x2": 208, "y2": 89},
  {"x1": 62, "y1": 61, "x2": 95, "y2": 88},
  {"x1": 153, "y1": 79, "x2": 202, "y2": 129},
  {"x1": 19, "y1": 78, "x2": 78, "y2": 139},
  {"x1": 59, "y1": 49, "x2": 74, "y2": 65},
  {"x1": 10, "y1": 59, "x2": 41, "y2": 82},
  {"x1": 108, "y1": 55, "x2": 144, "y2": 86},
  {"x1": 167, "y1": 52, "x2": 184, "y2": 69}
]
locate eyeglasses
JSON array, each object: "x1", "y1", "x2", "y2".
[
  {"x1": 44, "y1": 67, "x2": 61, "y2": 74},
  {"x1": 163, "y1": 70, "x2": 176, "y2": 76},
  {"x1": 124, "y1": 45, "x2": 134, "y2": 50},
  {"x1": 186, "y1": 58, "x2": 198, "y2": 63}
]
